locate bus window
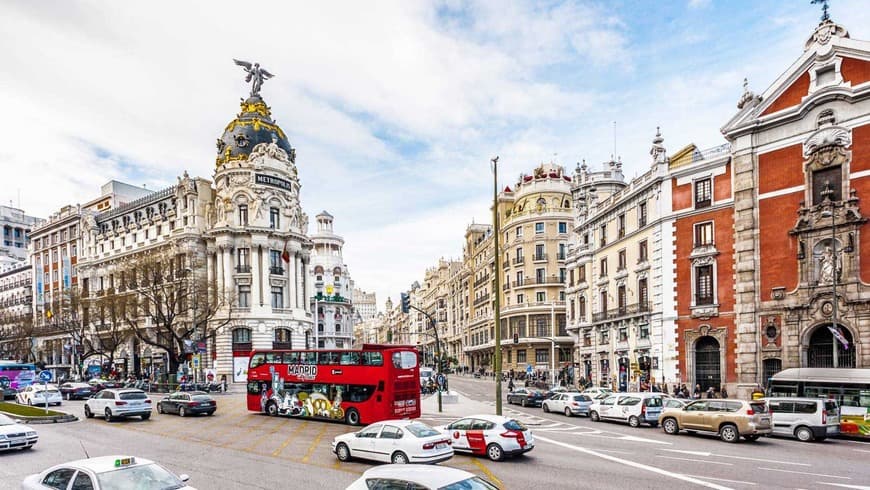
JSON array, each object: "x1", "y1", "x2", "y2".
[
  {"x1": 391, "y1": 351, "x2": 417, "y2": 369},
  {"x1": 347, "y1": 385, "x2": 375, "y2": 403},
  {"x1": 284, "y1": 352, "x2": 300, "y2": 364},
  {"x1": 768, "y1": 383, "x2": 797, "y2": 398},
  {"x1": 265, "y1": 353, "x2": 282, "y2": 364},
  {"x1": 318, "y1": 352, "x2": 339, "y2": 365},
  {"x1": 300, "y1": 352, "x2": 317, "y2": 365},
  {"x1": 340, "y1": 352, "x2": 360, "y2": 365},
  {"x1": 250, "y1": 354, "x2": 266, "y2": 368},
  {"x1": 362, "y1": 352, "x2": 383, "y2": 366}
]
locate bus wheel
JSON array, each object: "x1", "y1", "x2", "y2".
[
  {"x1": 266, "y1": 401, "x2": 278, "y2": 417},
  {"x1": 345, "y1": 408, "x2": 360, "y2": 426}
]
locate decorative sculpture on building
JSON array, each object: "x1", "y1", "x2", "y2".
[
  {"x1": 234, "y1": 59, "x2": 274, "y2": 98},
  {"x1": 818, "y1": 245, "x2": 840, "y2": 284}
]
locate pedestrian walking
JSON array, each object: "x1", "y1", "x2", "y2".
[
  {"x1": 720, "y1": 385, "x2": 728, "y2": 399},
  {"x1": 508, "y1": 379, "x2": 515, "y2": 392},
  {"x1": 693, "y1": 384, "x2": 702, "y2": 399},
  {"x1": 706, "y1": 386, "x2": 715, "y2": 399}
]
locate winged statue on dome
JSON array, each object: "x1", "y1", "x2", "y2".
[{"x1": 234, "y1": 59, "x2": 274, "y2": 97}]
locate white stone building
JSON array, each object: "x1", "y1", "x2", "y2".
[{"x1": 309, "y1": 211, "x2": 354, "y2": 349}]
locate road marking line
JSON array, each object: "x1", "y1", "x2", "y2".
[
  {"x1": 594, "y1": 448, "x2": 634, "y2": 455},
  {"x1": 685, "y1": 475, "x2": 757, "y2": 486},
  {"x1": 249, "y1": 416, "x2": 292, "y2": 451},
  {"x1": 219, "y1": 415, "x2": 273, "y2": 448},
  {"x1": 535, "y1": 435, "x2": 733, "y2": 490},
  {"x1": 758, "y1": 468, "x2": 850, "y2": 480},
  {"x1": 619, "y1": 435, "x2": 671, "y2": 445},
  {"x1": 470, "y1": 458, "x2": 502, "y2": 487},
  {"x1": 661, "y1": 449, "x2": 810, "y2": 466},
  {"x1": 302, "y1": 423, "x2": 328, "y2": 463},
  {"x1": 657, "y1": 455, "x2": 733, "y2": 466},
  {"x1": 816, "y1": 483, "x2": 870, "y2": 489},
  {"x1": 272, "y1": 421, "x2": 309, "y2": 457},
  {"x1": 853, "y1": 449, "x2": 870, "y2": 453},
  {"x1": 662, "y1": 449, "x2": 711, "y2": 456}
]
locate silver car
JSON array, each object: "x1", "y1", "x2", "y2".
[{"x1": 542, "y1": 392, "x2": 594, "y2": 417}]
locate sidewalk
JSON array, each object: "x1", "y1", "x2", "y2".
[{"x1": 420, "y1": 389, "x2": 548, "y2": 427}]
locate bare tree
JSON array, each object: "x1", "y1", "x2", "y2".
[
  {"x1": 0, "y1": 311, "x2": 35, "y2": 362},
  {"x1": 106, "y1": 248, "x2": 233, "y2": 375}
]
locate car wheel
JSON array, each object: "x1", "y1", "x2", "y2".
[
  {"x1": 207, "y1": 411, "x2": 215, "y2": 416},
  {"x1": 141, "y1": 413, "x2": 150, "y2": 421},
  {"x1": 744, "y1": 435, "x2": 760, "y2": 441},
  {"x1": 628, "y1": 415, "x2": 640, "y2": 428},
  {"x1": 345, "y1": 408, "x2": 360, "y2": 426},
  {"x1": 336, "y1": 443, "x2": 352, "y2": 462},
  {"x1": 84, "y1": 405, "x2": 93, "y2": 418},
  {"x1": 157, "y1": 404, "x2": 164, "y2": 414},
  {"x1": 104, "y1": 408, "x2": 114, "y2": 422},
  {"x1": 565, "y1": 408, "x2": 572, "y2": 417},
  {"x1": 179, "y1": 407, "x2": 186, "y2": 417},
  {"x1": 590, "y1": 410, "x2": 600, "y2": 422},
  {"x1": 391, "y1": 451, "x2": 409, "y2": 464},
  {"x1": 662, "y1": 418, "x2": 679, "y2": 434},
  {"x1": 542, "y1": 403, "x2": 549, "y2": 413},
  {"x1": 795, "y1": 426, "x2": 814, "y2": 442},
  {"x1": 719, "y1": 424, "x2": 739, "y2": 443},
  {"x1": 265, "y1": 401, "x2": 278, "y2": 417},
  {"x1": 486, "y1": 443, "x2": 504, "y2": 462}
]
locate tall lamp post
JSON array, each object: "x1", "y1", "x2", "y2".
[
  {"x1": 492, "y1": 156, "x2": 503, "y2": 416},
  {"x1": 820, "y1": 183, "x2": 841, "y2": 368},
  {"x1": 401, "y1": 293, "x2": 444, "y2": 412}
]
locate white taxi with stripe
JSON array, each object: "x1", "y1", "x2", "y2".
[{"x1": 440, "y1": 414, "x2": 534, "y2": 461}]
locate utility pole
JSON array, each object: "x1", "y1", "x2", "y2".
[{"x1": 492, "y1": 156, "x2": 503, "y2": 416}]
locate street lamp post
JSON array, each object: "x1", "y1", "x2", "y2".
[
  {"x1": 550, "y1": 302, "x2": 556, "y2": 389},
  {"x1": 820, "y1": 186, "x2": 841, "y2": 368},
  {"x1": 492, "y1": 156, "x2": 503, "y2": 416}
]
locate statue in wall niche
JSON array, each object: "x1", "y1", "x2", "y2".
[
  {"x1": 252, "y1": 197, "x2": 265, "y2": 221},
  {"x1": 819, "y1": 246, "x2": 841, "y2": 284},
  {"x1": 205, "y1": 203, "x2": 215, "y2": 227},
  {"x1": 83, "y1": 214, "x2": 97, "y2": 235}
]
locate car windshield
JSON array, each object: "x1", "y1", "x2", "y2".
[
  {"x1": 119, "y1": 392, "x2": 147, "y2": 400},
  {"x1": 405, "y1": 422, "x2": 439, "y2": 438},
  {"x1": 97, "y1": 463, "x2": 184, "y2": 490},
  {"x1": 0, "y1": 413, "x2": 16, "y2": 426},
  {"x1": 440, "y1": 476, "x2": 500, "y2": 490},
  {"x1": 503, "y1": 419, "x2": 527, "y2": 431}
]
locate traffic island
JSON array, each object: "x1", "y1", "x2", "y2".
[{"x1": 0, "y1": 402, "x2": 79, "y2": 424}]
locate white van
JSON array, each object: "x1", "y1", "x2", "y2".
[
  {"x1": 590, "y1": 392, "x2": 664, "y2": 427},
  {"x1": 419, "y1": 367, "x2": 435, "y2": 388},
  {"x1": 764, "y1": 397, "x2": 840, "y2": 442}
]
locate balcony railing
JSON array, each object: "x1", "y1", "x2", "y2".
[
  {"x1": 591, "y1": 302, "x2": 651, "y2": 322},
  {"x1": 502, "y1": 260, "x2": 510, "y2": 268},
  {"x1": 533, "y1": 253, "x2": 548, "y2": 262},
  {"x1": 270, "y1": 266, "x2": 285, "y2": 275},
  {"x1": 514, "y1": 274, "x2": 564, "y2": 286},
  {"x1": 236, "y1": 265, "x2": 252, "y2": 273},
  {"x1": 513, "y1": 256, "x2": 525, "y2": 265},
  {"x1": 473, "y1": 295, "x2": 490, "y2": 306},
  {"x1": 474, "y1": 275, "x2": 490, "y2": 287}
]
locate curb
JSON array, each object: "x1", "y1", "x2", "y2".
[{"x1": 0, "y1": 410, "x2": 79, "y2": 424}]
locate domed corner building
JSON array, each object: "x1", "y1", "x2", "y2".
[{"x1": 208, "y1": 84, "x2": 314, "y2": 384}]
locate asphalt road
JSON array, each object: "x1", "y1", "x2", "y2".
[{"x1": 1, "y1": 380, "x2": 868, "y2": 490}]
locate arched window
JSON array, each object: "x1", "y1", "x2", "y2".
[
  {"x1": 273, "y1": 328, "x2": 292, "y2": 350},
  {"x1": 232, "y1": 327, "x2": 252, "y2": 353},
  {"x1": 807, "y1": 324, "x2": 854, "y2": 368}
]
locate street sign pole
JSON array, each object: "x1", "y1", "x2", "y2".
[{"x1": 38, "y1": 370, "x2": 52, "y2": 414}]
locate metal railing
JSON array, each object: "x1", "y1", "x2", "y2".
[{"x1": 591, "y1": 302, "x2": 651, "y2": 322}]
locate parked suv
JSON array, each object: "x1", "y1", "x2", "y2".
[
  {"x1": 542, "y1": 393, "x2": 594, "y2": 417},
  {"x1": 84, "y1": 389, "x2": 152, "y2": 421},
  {"x1": 659, "y1": 399, "x2": 772, "y2": 443},
  {"x1": 764, "y1": 397, "x2": 840, "y2": 442},
  {"x1": 589, "y1": 393, "x2": 663, "y2": 427}
]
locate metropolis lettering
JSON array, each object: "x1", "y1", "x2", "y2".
[{"x1": 255, "y1": 173, "x2": 293, "y2": 191}]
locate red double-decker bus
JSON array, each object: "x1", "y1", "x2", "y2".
[{"x1": 246, "y1": 344, "x2": 420, "y2": 425}]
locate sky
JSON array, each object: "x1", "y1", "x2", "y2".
[{"x1": 1, "y1": 0, "x2": 868, "y2": 312}]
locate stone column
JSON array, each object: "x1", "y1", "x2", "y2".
[
  {"x1": 251, "y1": 244, "x2": 263, "y2": 308},
  {"x1": 223, "y1": 246, "x2": 233, "y2": 305}
]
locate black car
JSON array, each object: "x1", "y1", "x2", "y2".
[
  {"x1": 88, "y1": 379, "x2": 123, "y2": 391},
  {"x1": 157, "y1": 391, "x2": 216, "y2": 417},
  {"x1": 506, "y1": 388, "x2": 546, "y2": 407},
  {"x1": 59, "y1": 382, "x2": 95, "y2": 400}
]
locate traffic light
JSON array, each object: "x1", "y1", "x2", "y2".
[
  {"x1": 400, "y1": 292, "x2": 410, "y2": 314},
  {"x1": 513, "y1": 332, "x2": 519, "y2": 344}
]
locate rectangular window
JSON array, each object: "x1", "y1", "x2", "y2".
[
  {"x1": 695, "y1": 178, "x2": 712, "y2": 209},
  {"x1": 618, "y1": 250, "x2": 626, "y2": 270},
  {"x1": 535, "y1": 243, "x2": 545, "y2": 260},
  {"x1": 270, "y1": 250, "x2": 282, "y2": 268},
  {"x1": 600, "y1": 258, "x2": 607, "y2": 276},
  {"x1": 639, "y1": 240, "x2": 648, "y2": 262},
  {"x1": 695, "y1": 265, "x2": 714, "y2": 305},
  {"x1": 516, "y1": 293, "x2": 524, "y2": 304},
  {"x1": 578, "y1": 264, "x2": 586, "y2": 282},
  {"x1": 517, "y1": 350, "x2": 527, "y2": 363},
  {"x1": 271, "y1": 286, "x2": 283, "y2": 308},
  {"x1": 558, "y1": 222, "x2": 567, "y2": 234},
  {"x1": 238, "y1": 205, "x2": 249, "y2": 225},
  {"x1": 812, "y1": 166, "x2": 842, "y2": 205},
  {"x1": 535, "y1": 268, "x2": 545, "y2": 283},
  {"x1": 599, "y1": 223, "x2": 607, "y2": 247},
  {"x1": 536, "y1": 291, "x2": 545, "y2": 302},
  {"x1": 579, "y1": 297, "x2": 586, "y2": 319},
  {"x1": 617, "y1": 214, "x2": 625, "y2": 238},
  {"x1": 638, "y1": 202, "x2": 647, "y2": 227},
  {"x1": 515, "y1": 271, "x2": 523, "y2": 286},
  {"x1": 238, "y1": 285, "x2": 251, "y2": 308},
  {"x1": 638, "y1": 278, "x2": 649, "y2": 308},
  {"x1": 618, "y1": 285, "x2": 626, "y2": 311},
  {"x1": 694, "y1": 222, "x2": 714, "y2": 247},
  {"x1": 237, "y1": 248, "x2": 250, "y2": 267},
  {"x1": 600, "y1": 290, "x2": 608, "y2": 313},
  {"x1": 559, "y1": 267, "x2": 566, "y2": 283},
  {"x1": 516, "y1": 226, "x2": 523, "y2": 237},
  {"x1": 535, "y1": 222, "x2": 544, "y2": 234},
  {"x1": 270, "y1": 208, "x2": 280, "y2": 229},
  {"x1": 558, "y1": 243, "x2": 566, "y2": 260},
  {"x1": 535, "y1": 349, "x2": 549, "y2": 363}
]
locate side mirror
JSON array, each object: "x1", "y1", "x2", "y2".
[{"x1": 179, "y1": 474, "x2": 190, "y2": 483}]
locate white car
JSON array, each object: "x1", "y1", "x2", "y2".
[
  {"x1": 0, "y1": 413, "x2": 37, "y2": 451},
  {"x1": 16, "y1": 385, "x2": 62, "y2": 406},
  {"x1": 84, "y1": 389, "x2": 152, "y2": 421},
  {"x1": 440, "y1": 414, "x2": 534, "y2": 461},
  {"x1": 346, "y1": 464, "x2": 498, "y2": 490},
  {"x1": 332, "y1": 419, "x2": 453, "y2": 464},
  {"x1": 589, "y1": 392, "x2": 664, "y2": 427},
  {"x1": 581, "y1": 387, "x2": 613, "y2": 399},
  {"x1": 21, "y1": 455, "x2": 195, "y2": 490}
]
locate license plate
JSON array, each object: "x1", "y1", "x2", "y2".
[{"x1": 436, "y1": 443, "x2": 446, "y2": 449}]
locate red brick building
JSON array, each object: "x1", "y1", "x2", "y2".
[{"x1": 722, "y1": 20, "x2": 870, "y2": 397}]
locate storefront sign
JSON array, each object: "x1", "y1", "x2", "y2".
[{"x1": 255, "y1": 173, "x2": 293, "y2": 191}]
